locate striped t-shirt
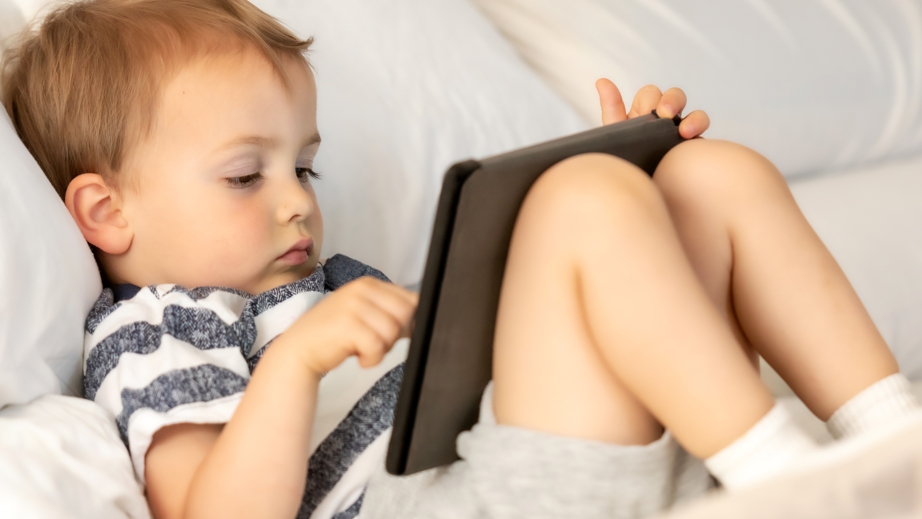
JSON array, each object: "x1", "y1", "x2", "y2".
[{"x1": 83, "y1": 254, "x2": 405, "y2": 519}]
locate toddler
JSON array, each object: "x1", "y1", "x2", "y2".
[{"x1": 2, "y1": 1, "x2": 920, "y2": 518}]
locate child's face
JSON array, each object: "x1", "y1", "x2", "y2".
[{"x1": 116, "y1": 48, "x2": 323, "y2": 295}]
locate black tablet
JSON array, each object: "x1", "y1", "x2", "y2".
[{"x1": 387, "y1": 112, "x2": 685, "y2": 476}]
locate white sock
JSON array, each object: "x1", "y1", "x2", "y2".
[
  {"x1": 826, "y1": 373, "x2": 921, "y2": 440},
  {"x1": 704, "y1": 403, "x2": 817, "y2": 490}
]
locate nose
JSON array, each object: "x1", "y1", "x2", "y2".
[{"x1": 275, "y1": 176, "x2": 314, "y2": 225}]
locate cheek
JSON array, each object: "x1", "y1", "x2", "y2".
[
  {"x1": 177, "y1": 196, "x2": 272, "y2": 256},
  {"x1": 213, "y1": 201, "x2": 272, "y2": 244},
  {"x1": 310, "y1": 192, "x2": 324, "y2": 248}
]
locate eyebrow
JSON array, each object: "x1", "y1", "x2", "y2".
[{"x1": 217, "y1": 133, "x2": 322, "y2": 151}]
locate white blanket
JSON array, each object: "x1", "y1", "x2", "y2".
[
  {"x1": 0, "y1": 395, "x2": 150, "y2": 519},
  {"x1": 657, "y1": 412, "x2": 922, "y2": 519}
]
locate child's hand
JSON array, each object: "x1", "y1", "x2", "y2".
[
  {"x1": 282, "y1": 277, "x2": 418, "y2": 375},
  {"x1": 595, "y1": 78, "x2": 710, "y2": 139}
]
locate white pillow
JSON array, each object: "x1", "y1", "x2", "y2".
[
  {"x1": 0, "y1": 395, "x2": 149, "y2": 519},
  {"x1": 9, "y1": 0, "x2": 47, "y2": 23},
  {"x1": 471, "y1": 0, "x2": 922, "y2": 178},
  {"x1": 0, "y1": 0, "x2": 25, "y2": 53},
  {"x1": 0, "y1": 110, "x2": 101, "y2": 408},
  {"x1": 252, "y1": 0, "x2": 588, "y2": 285}
]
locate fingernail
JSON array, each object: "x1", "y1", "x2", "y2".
[
  {"x1": 683, "y1": 123, "x2": 695, "y2": 137},
  {"x1": 661, "y1": 104, "x2": 675, "y2": 118}
]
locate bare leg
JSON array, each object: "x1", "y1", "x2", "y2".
[
  {"x1": 652, "y1": 139, "x2": 900, "y2": 420},
  {"x1": 492, "y1": 153, "x2": 773, "y2": 459}
]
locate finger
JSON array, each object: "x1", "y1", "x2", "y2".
[
  {"x1": 347, "y1": 277, "x2": 419, "y2": 307},
  {"x1": 595, "y1": 78, "x2": 627, "y2": 126},
  {"x1": 353, "y1": 326, "x2": 389, "y2": 368},
  {"x1": 656, "y1": 87, "x2": 687, "y2": 119},
  {"x1": 352, "y1": 278, "x2": 418, "y2": 324},
  {"x1": 628, "y1": 85, "x2": 663, "y2": 118},
  {"x1": 678, "y1": 110, "x2": 710, "y2": 139},
  {"x1": 355, "y1": 298, "x2": 404, "y2": 345},
  {"x1": 380, "y1": 282, "x2": 420, "y2": 307}
]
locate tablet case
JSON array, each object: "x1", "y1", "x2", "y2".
[{"x1": 387, "y1": 113, "x2": 685, "y2": 476}]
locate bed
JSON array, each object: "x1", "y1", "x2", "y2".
[{"x1": 1, "y1": 0, "x2": 921, "y2": 517}]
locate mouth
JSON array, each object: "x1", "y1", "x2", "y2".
[{"x1": 277, "y1": 238, "x2": 314, "y2": 266}]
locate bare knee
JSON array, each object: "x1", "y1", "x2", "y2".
[
  {"x1": 520, "y1": 153, "x2": 666, "y2": 234},
  {"x1": 496, "y1": 152, "x2": 668, "y2": 446},
  {"x1": 653, "y1": 139, "x2": 790, "y2": 213}
]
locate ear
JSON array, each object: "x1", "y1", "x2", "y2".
[{"x1": 64, "y1": 173, "x2": 133, "y2": 254}]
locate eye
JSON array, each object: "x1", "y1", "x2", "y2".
[
  {"x1": 225, "y1": 172, "x2": 264, "y2": 188},
  {"x1": 296, "y1": 167, "x2": 321, "y2": 183}
]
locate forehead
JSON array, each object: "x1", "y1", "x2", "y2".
[
  {"x1": 161, "y1": 48, "x2": 315, "y2": 117},
  {"x1": 136, "y1": 47, "x2": 316, "y2": 156},
  {"x1": 117, "y1": 47, "x2": 317, "y2": 192}
]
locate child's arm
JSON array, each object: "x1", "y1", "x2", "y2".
[{"x1": 144, "y1": 277, "x2": 417, "y2": 519}]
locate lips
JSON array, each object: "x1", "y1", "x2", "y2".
[{"x1": 277, "y1": 238, "x2": 314, "y2": 266}]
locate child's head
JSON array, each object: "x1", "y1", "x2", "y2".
[{"x1": 2, "y1": 0, "x2": 324, "y2": 295}]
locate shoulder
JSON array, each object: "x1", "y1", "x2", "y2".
[
  {"x1": 322, "y1": 254, "x2": 391, "y2": 292},
  {"x1": 82, "y1": 284, "x2": 252, "y2": 398},
  {"x1": 82, "y1": 283, "x2": 256, "y2": 475}
]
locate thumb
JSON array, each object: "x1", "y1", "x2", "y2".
[{"x1": 596, "y1": 78, "x2": 627, "y2": 126}]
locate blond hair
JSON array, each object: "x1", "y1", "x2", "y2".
[{"x1": 1, "y1": 0, "x2": 313, "y2": 198}]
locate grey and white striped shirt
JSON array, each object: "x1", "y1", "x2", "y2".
[{"x1": 83, "y1": 254, "x2": 403, "y2": 519}]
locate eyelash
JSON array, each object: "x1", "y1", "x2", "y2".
[
  {"x1": 225, "y1": 168, "x2": 321, "y2": 189},
  {"x1": 296, "y1": 167, "x2": 322, "y2": 182},
  {"x1": 225, "y1": 172, "x2": 263, "y2": 188}
]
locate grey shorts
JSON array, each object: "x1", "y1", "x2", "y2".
[{"x1": 359, "y1": 384, "x2": 712, "y2": 519}]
